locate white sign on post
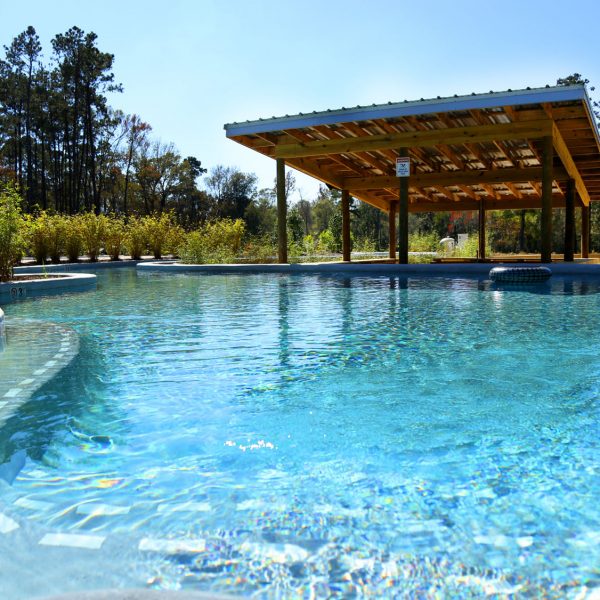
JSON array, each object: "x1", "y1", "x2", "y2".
[{"x1": 396, "y1": 157, "x2": 410, "y2": 177}]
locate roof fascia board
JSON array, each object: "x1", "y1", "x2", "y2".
[
  {"x1": 224, "y1": 85, "x2": 587, "y2": 137},
  {"x1": 580, "y1": 86, "x2": 600, "y2": 150}
]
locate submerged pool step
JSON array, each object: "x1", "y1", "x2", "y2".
[
  {"x1": 0, "y1": 320, "x2": 79, "y2": 425},
  {"x1": 39, "y1": 532, "x2": 106, "y2": 550},
  {"x1": 0, "y1": 513, "x2": 19, "y2": 534}
]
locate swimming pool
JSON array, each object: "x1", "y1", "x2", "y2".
[{"x1": 1, "y1": 268, "x2": 599, "y2": 597}]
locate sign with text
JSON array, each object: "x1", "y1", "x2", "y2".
[{"x1": 396, "y1": 157, "x2": 410, "y2": 177}]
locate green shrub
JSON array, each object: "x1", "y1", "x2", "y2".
[
  {"x1": 48, "y1": 215, "x2": 67, "y2": 263},
  {"x1": 446, "y1": 234, "x2": 492, "y2": 258},
  {"x1": 26, "y1": 212, "x2": 52, "y2": 264},
  {"x1": 288, "y1": 242, "x2": 303, "y2": 263},
  {"x1": 124, "y1": 217, "x2": 147, "y2": 260},
  {"x1": 64, "y1": 216, "x2": 84, "y2": 263},
  {"x1": 0, "y1": 185, "x2": 26, "y2": 282},
  {"x1": 179, "y1": 231, "x2": 228, "y2": 264},
  {"x1": 287, "y1": 208, "x2": 304, "y2": 245},
  {"x1": 353, "y1": 236, "x2": 376, "y2": 253},
  {"x1": 104, "y1": 215, "x2": 126, "y2": 261},
  {"x1": 142, "y1": 213, "x2": 178, "y2": 260},
  {"x1": 318, "y1": 229, "x2": 337, "y2": 253},
  {"x1": 166, "y1": 223, "x2": 186, "y2": 258},
  {"x1": 179, "y1": 219, "x2": 245, "y2": 264},
  {"x1": 302, "y1": 234, "x2": 317, "y2": 255},
  {"x1": 79, "y1": 212, "x2": 107, "y2": 262},
  {"x1": 241, "y1": 235, "x2": 277, "y2": 263},
  {"x1": 409, "y1": 232, "x2": 438, "y2": 252},
  {"x1": 27, "y1": 213, "x2": 67, "y2": 264}
]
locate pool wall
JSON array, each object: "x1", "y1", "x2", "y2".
[
  {"x1": 14, "y1": 259, "x2": 141, "y2": 274},
  {"x1": 137, "y1": 261, "x2": 600, "y2": 276},
  {"x1": 0, "y1": 273, "x2": 97, "y2": 304},
  {"x1": 11, "y1": 258, "x2": 600, "y2": 277},
  {"x1": 0, "y1": 308, "x2": 4, "y2": 352}
]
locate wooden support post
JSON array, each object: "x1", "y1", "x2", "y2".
[
  {"x1": 397, "y1": 148, "x2": 409, "y2": 264},
  {"x1": 582, "y1": 204, "x2": 590, "y2": 258},
  {"x1": 276, "y1": 158, "x2": 288, "y2": 263},
  {"x1": 341, "y1": 189, "x2": 351, "y2": 262},
  {"x1": 541, "y1": 135, "x2": 553, "y2": 262},
  {"x1": 478, "y1": 200, "x2": 486, "y2": 261},
  {"x1": 564, "y1": 178, "x2": 575, "y2": 262},
  {"x1": 388, "y1": 201, "x2": 397, "y2": 260}
]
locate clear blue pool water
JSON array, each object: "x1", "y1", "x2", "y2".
[{"x1": 1, "y1": 268, "x2": 600, "y2": 597}]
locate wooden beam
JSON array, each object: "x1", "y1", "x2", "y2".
[
  {"x1": 398, "y1": 148, "x2": 409, "y2": 264},
  {"x1": 553, "y1": 123, "x2": 591, "y2": 206},
  {"x1": 271, "y1": 120, "x2": 553, "y2": 159},
  {"x1": 479, "y1": 200, "x2": 486, "y2": 260},
  {"x1": 407, "y1": 196, "x2": 568, "y2": 212},
  {"x1": 504, "y1": 182, "x2": 523, "y2": 199},
  {"x1": 388, "y1": 201, "x2": 397, "y2": 260},
  {"x1": 276, "y1": 158, "x2": 288, "y2": 263},
  {"x1": 342, "y1": 166, "x2": 568, "y2": 190},
  {"x1": 564, "y1": 178, "x2": 575, "y2": 262},
  {"x1": 286, "y1": 158, "x2": 344, "y2": 190},
  {"x1": 582, "y1": 204, "x2": 590, "y2": 258},
  {"x1": 541, "y1": 135, "x2": 553, "y2": 262},
  {"x1": 342, "y1": 190, "x2": 351, "y2": 262},
  {"x1": 457, "y1": 185, "x2": 478, "y2": 200},
  {"x1": 285, "y1": 128, "x2": 373, "y2": 180},
  {"x1": 311, "y1": 124, "x2": 392, "y2": 175}
]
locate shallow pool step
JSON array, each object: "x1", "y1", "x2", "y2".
[{"x1": 0, "y1": 319, "x2": 79, "y2": 426}]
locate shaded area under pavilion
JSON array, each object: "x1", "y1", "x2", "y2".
[{"x1": 224, "y1": 84, "x2": 600, "y2": 264}]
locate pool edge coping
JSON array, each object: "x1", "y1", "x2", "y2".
[{"x1": 136, "y1": 261, "x2": 600, "y2": 276}]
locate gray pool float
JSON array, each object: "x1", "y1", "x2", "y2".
[{"x1": 489, "y1": 266, "x2": 552, "y2": 283}]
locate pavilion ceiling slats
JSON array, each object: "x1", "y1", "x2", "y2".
[
  {"x1": 226, "y1": 86, "x2": 600, "y2": 213},
  {"x1": 267, "y1": 119, "x2": 555, "y2": 160}
]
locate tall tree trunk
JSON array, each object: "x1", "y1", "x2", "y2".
[
  {"x1": 40, "y1": 136, "x2": 47, "y2": 210},
  {"x1": 25, "y1": 60, "x2": 34, "y2": 208},
  {"x1": 85, "y1": 88, "x2": 99, "y2": 212}
]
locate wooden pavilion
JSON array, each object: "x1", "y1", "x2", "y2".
[{"x1": 224, "y1": 84, "x2": 600, "y2": 263}]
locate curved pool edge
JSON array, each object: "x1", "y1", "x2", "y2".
[
  {"x1": 0, "y1": 273, "x2": 96, "y2": 304},
  {"x1": 136, "y1": 260, "x2": 600, "y2": 276}
]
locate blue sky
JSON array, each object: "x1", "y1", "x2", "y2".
[{"x1": 2, "y1": 0, "x2": 600, "y2": 201}]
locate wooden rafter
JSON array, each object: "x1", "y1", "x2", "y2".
[
  {"x1": 552, "y1": 123, "x2": 591, "y2": 206},
  {"x1": 270, "y1": 120, "x2": 554, "y2": 159},
  {"x1": 341, "y1": 166, "x2": 569, "y2": 191},
  {"x1": 408, "y1": 195, "x2": 568, "y2": 212}
]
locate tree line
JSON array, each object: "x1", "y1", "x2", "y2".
[
  {"x1": 1, "y1": 29, "x2": 599, "y2": 254},
  {"x1": 0, "y1": 26, "x2": 214, "y2": 222}
]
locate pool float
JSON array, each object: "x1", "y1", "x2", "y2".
[{"x1": 489, "y1": 266, "x2": 552, "y2": 283}]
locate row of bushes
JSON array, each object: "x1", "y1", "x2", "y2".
[
  {"x1": 24, "y1": 211, "x2": 187, "y2": 264},
  {"x1": 1, "y1": 185, "x2": 492, "y2": 281},
  {"x1": 0, "y1": 185, "x2": 251, "y2": 280}
]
